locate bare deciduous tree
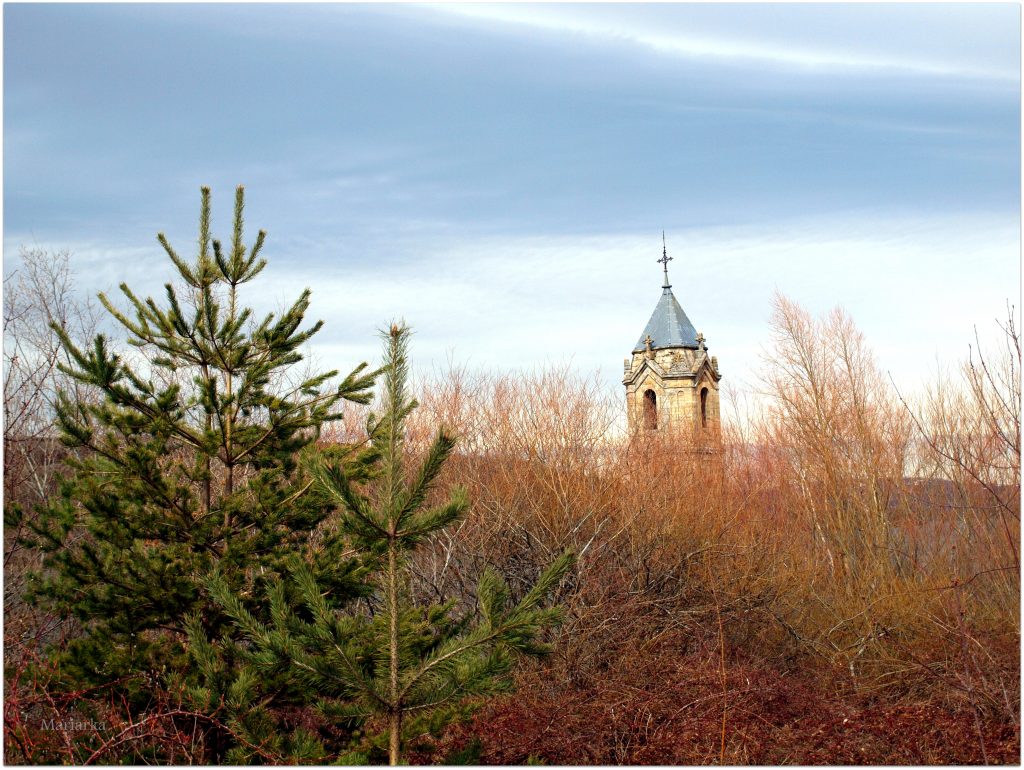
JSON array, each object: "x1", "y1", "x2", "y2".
[{"x1": 3, "y1": 246, "x2": 100, "y2": 650}]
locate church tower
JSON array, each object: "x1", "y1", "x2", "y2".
[{"x1": 623, "y1": 237, "x2": 722, "y2": 438}]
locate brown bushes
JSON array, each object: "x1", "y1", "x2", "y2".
[{"x1": 383, "y1": 296, "x2": 1018, "y2": 762}]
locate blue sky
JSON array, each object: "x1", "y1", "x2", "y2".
[{"x1": 4, "y1": 3, "x2": 1020, "y2": 404}]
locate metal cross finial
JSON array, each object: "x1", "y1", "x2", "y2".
[{"x1": 657, "y1": 231, "x2": 673, "y2": 288}]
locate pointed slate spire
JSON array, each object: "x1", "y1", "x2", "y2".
[{"x1": 633, "y1": 235, "x2": 699, "y2": 352}]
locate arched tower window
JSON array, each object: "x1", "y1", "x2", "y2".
[
  {"x1": 700, "y1": 386, "x2": 709, "y2": 428},
  {"x1": 643, "y1": 389, "x2": 657, "y2": 430}
]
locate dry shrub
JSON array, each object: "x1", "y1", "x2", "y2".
[
  {"x1": 752, "y1": 295, "x2": 918, "y2": 681},
  {"x1": 361, "y1": 295, "x2": 1018, "y2": 762},
  {"x1": 745, "y1": 296, "x2": 1018, "y2": 718}
]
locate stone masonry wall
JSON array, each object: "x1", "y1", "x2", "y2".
[{"x1": 624, "y1": 349, "x2": 721, "y2": 437}]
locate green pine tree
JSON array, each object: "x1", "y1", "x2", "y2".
[
  {"x1": 19, "y1": 186, "x2": 378, "y2": 762},
  {"x1": 208, "y1": 323, "x2": 574, "y2": 765}
]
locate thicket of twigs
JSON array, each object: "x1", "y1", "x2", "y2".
[
  {"x1": 396, "y1": 295, "x2": 1018, "y2": 763},
  {"x1": 3, "y1": 247, "x2": 1019, "y2": 764}
]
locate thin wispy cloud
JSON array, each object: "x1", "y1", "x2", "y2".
[{"x1": 426, "y1": 3, "x2": 1019, "y2": 81}]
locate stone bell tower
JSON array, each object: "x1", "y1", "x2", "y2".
[{"x1": 623, "y1": 236, "x2": 722, "y2": 438}]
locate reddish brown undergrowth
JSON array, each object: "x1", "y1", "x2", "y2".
[{"x1": 420, "y1": 631, "x2": 1019, "y2": 765}]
